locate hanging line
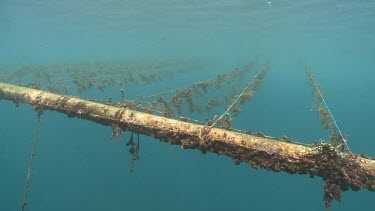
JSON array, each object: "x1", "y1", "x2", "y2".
[
  {"x1": 306, "y1": 70, "x2": 351, "y2": 153},
  {"x1": 21, "y1": 111, "x2": 42, "y2": 211},
  {"x1": 210, "y1": 66, "x2": 267, "y2": 128}
]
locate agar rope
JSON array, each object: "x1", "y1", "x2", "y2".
[
  {"x1": 21, "y1": 113, "x2": 41, "y2": 211},
  {"x1": 210, "y1": 69, "x2": 264, "y2": 128},
  {"x1": 306, "y1": 70, "x2": 351, "y2": 153},
  {"x1": 128, "y1": 63, "x2": 254, "y2": 103}
]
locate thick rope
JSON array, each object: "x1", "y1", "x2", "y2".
[{"x1": 21, "y1": 112, "x2": 41, "y2": 211}]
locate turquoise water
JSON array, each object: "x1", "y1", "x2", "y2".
[{"x1": 1, "y1": 0, "x2": 374, "y2": 210}]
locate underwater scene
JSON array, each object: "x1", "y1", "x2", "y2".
[{"x1": 0, "y1": 0, "x2": 374, "y2": 211}]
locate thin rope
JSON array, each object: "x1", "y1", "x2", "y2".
[
  {"x1": 306, "y1": 70, "x2": 351, "y2": 153},
  {"x1": 128, "y1": 63, "x2": 255, "y2": 103},
  {"x1": 21, "y1": 113, "x2": 41, "y2": 211},
  {"x1": 129, "y1": 90, "x2": 175, "y2": 103},
  {"x1": 210, "y1": 70, "x2": 262, "y2": 128}
]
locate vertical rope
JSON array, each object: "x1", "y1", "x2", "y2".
[{"x1": 21, "y1": 112, "x2": 42, "y2": 211}]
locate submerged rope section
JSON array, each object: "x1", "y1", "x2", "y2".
[
  {"x1": 211, "y1": 65, "x2": 268, "y2": 128},
  {"x1": 21, "y1": 111, "x2": 42, "y2": 211},
  {"x1": 306, "y1": 69, "x2": 351, "y2": 153},
  {"x1": 128, "y1": 62, "x2": 255, "y2": 103},
  {"x1": 85, "y1": 62, "x2": 257, "y2": 126}
]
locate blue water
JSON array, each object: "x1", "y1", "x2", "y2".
[{"x1": 1, "y1": 0, "x2": 374, "y2": 210}]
